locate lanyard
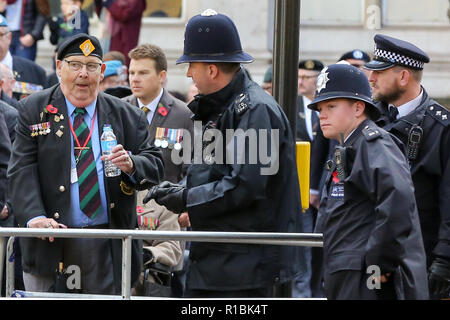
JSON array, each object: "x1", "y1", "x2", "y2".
[{"x1": 69, "y1": 108, "x2": 97, "y2": 164}]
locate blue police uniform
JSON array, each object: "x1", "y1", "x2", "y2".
[
  {"x1": 145, "y1": 9, "x2": 306, "y2": 298},
  {"x1": 365, "y1": 34, "x2": 450, "y2": 299},
  {"x1": 309, "y1": 64, "x2": 428, "y2": 300}
]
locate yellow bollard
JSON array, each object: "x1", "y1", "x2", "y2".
[{"x1": 296, "y1": 141, "x2": 310, "y2": 213}]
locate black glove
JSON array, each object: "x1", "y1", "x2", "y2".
[
  {"x1": 428, "y1": 257, "x2": 450, "y2": 297},
  {"x1": 143, "y1": 181, "x2": 187, "y2": 214}
]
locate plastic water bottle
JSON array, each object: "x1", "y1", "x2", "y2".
[{"x1": 101, "y1": 125, "x2": 121, "y2": 177}]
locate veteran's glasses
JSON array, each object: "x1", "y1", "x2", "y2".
[{"x1": 64, "y1": 60, "x2": 102, "y2": 73}]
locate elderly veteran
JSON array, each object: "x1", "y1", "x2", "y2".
[{"x1": 7, "y1": 33, "x2": 164, "y2": 295}]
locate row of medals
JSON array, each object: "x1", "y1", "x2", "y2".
[
  {"x1": 154, "y1": 128, "x2": 182, "y2": 150},
  {"x1": 31, "y1": 114, "x2": 65, "y2": 137},
  {"x1": 155, "y1": 137, "x2": 182, "y2": 150}
]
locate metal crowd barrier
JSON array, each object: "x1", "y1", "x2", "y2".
[{"x1": 0, "y1": 228, "x2": 323, "y2": 299}]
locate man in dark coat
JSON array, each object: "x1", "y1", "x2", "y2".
[
  {"x1": 7, "y1": 33, "x2": 164, "y2": 295},
  {"x1": 310, "y1": 63, "x2": 428, "y2": 300},
  {"x1": 144, "y1": 10, "x2": 305, "y2": 298},
  {"x1": 364, "y1": 34, "x2": 450, "y2": 299}
]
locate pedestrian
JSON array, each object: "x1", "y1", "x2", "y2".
[
  {"x1": 7, "y1": 33, "x2": 164, "y2": 294},
  {"x1": 144, "y1": 9, "x2": 305, "y2": 298},
  {"x1": 1, "y1": 0, "x2": 50, "y2": 61},
  {"x1": 94, "y1": 0, "x2": 146, "y2": 67},
  {"x1": 364, "y1": 34, "x2": 450, "y2": 299},
  {"x1": 310, "y1": 63, "x2": 428, "y2": 300},
  {"x1": 49, "y1": 0, "x2": 89, "y2": 46},
  {"x1": 0, "y1": 14, "x2": 47, "y2": 96}
]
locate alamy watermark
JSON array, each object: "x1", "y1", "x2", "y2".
[
  {"x1": 65, "y1": 264, "x2": 81, "y2": 290},
  {"x1": 366, "y1": 265, "x2": 382, "y2": 290},
  {"x1": 170, "y1": 121, "x2": 280, "y2": 176},
  {"x1": 66, "y1": 7, "x2": 82, "y2": 30}
]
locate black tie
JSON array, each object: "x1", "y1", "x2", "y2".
[{"x1": 388, "y1": 106, "x2": 399, "y2": 122}]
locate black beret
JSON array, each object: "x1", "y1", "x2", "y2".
[
  {"x1": 364, "y1": 34, "x2": 430, "y2": 71},
  {"x1": 339, "y1": 49, "x2": 371, "y2": 63},
  {"x1": 57, "y1": 33, "x2": 103, "y2": 61},
  {"x1": 298, "y1": 60, "x2": 324, "y2": 72}
]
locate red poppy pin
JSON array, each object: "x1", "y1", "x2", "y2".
[
  {"x1": 136, "y1": 206, "x2": 144, "y2": 214},
  {"x1": 157, "y1": 105, "x2": 168, "y2": 117},
  {"x1": 332, "y1": 171, "x2": 340, "y2": 183},
  {"x1": 45, "y1": 104, "x2": 58, "y2": 114}
]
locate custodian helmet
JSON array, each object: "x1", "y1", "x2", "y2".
[
  {"x1": 308, "y1": 63, "x2": 380, "y2": 120},
  {"x1": 176, "y1": 9, "x2": 253, "y2": 65}
]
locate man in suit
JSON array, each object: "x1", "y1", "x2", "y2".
[
  {"x1": 123, "y1": 44, "x2": 193, "y2": 187},
  {"x1": 7, "y1": 33, "x2": 164, "y2": 295},
  {"x1": 123, "y1": 44, "x2": 193, "y2": 295},
  {"x1": 0, "y1": 14, "x2": 46, "y2": 99}
]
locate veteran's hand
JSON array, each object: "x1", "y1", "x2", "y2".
[
  {"x1": 29, "y1": 217, "x2": 67, "y2": 243},
  {"x1": 102, "y1": 144, "x2": 134, "y2": 174}
]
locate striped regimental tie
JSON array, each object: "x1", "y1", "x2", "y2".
[{"x1": 73, "y1": 108, "x2": 102, "y2": 219}]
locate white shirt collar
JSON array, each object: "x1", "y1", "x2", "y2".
[
  {"x1": 137, "y1": 88, "x2": 164, "y2": 113},
  {"x1": 1, "y1": 51, "x2": 13, "y2": 71},
  {"x1": 395, "y1": 90, "x2": 424, "y2": 119}
]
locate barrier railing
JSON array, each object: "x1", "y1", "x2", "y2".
[{"x1": 0, "y1": 228, "x2": 323, "y2": 299}]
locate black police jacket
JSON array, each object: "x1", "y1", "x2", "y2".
[
  {"x1": 375, "y1": 88, "x2": 450, "y2": 265},
  {"x1": 184, "y1": 68, "x2": 305, "y2": 290},
  {"x1": 317, "y1": 119, "x2": 428, "y2": 299}
]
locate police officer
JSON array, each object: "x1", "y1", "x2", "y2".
[
  {"x1": 144, "y1": 9, "x2": 305, "y2": 298},
  {"x1": 310, "y1": 63, "x2": 428, "y2": 300},
  {"x1": 364, "y1": 34, "x2": 450, "y2": 299}
]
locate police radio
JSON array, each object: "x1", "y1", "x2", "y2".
[
  {"x1": 407, "y1": 124, "x2": 423, "y2": 161},
  {"x1": 334, "y1": 133, "x2": 347, "y2": 181}
]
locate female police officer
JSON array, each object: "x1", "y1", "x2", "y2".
[{"x1": 309, "y1": 63, "x2": 428, "y2": 299}]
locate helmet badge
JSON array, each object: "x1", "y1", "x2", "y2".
[
  {"x1": 316, "y1": 67, "x2": 330, "y2": 93},
  {"x1": 201, "y1": 9, "x2": 218, "y2": 16}
]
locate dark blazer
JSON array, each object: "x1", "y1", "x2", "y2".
[
  {"x1": 13, "y1": 55, "x2": 47, "y2": 88},
  {"x1": 123, "y1": 89, "x2": 193, "y2": 183},
  {"x1": 0, "y1": 100, "x2": 18, "y2": 143},
  {"x1": 0, "y1": 111, "x2": 10, "y2": 211},
  {"x1": 1, "y1": 91, "x2": 20, "y2": 110},
  {"x1": 7, "y1": 85, "x2": 164, "y2": 292}
]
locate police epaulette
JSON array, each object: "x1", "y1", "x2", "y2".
[
  {"x1": 426, "y1": 104, "x2": 449, "y2": 127},
  {"x1": 234, "y1": 93, "x2": 251, "y2": 116},
  {"x1": 362, "y1": 125, "x2": 382, "y2": 141}
]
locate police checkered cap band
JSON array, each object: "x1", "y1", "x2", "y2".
[{"x1": 374, "y1": 48, "x2": 424, "y2": 69}]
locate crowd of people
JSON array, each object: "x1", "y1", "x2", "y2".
[{"x1": 0, "y1": 2, "x2": 449, "y2": 300}]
